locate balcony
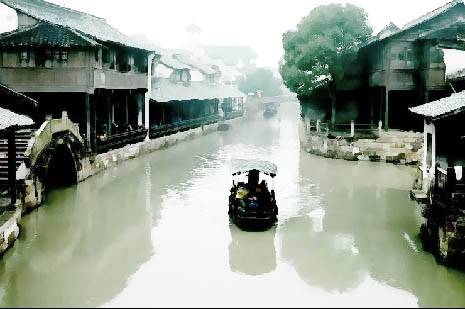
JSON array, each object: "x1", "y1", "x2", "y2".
[
  {"x1": 224, "y1": 110, "x2": 244, "y2": 120},
  {"x1": 0, "y1": 67, "x2": 91, "y2": 93},
  {"x1": 0, "y1": 67, "x2": 148, "y2": 94},
  {"x1": 93, "y1": 69, "x2": 147, "y2": 90},
  {"x1": 96, "y1": 128, "x2": 148, "y2": 154}
]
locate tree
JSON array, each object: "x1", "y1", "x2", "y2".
[
  {"x1": 280, "y1": 4, "x2": 372, "y2": 124},
  {"x1": 238, "y1": 68, "x2": 283, "y2": 97}
]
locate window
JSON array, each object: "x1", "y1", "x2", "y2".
[
  {"x1": 398, "y1": 48, "x2": 414, "y2": 63},
  {"x1": 19, "y1": 50, "x2": 29, "y2": 61},
  {"x1": 406, "y1": 49, "x2": 413, "y2": 61},
  {"x1": 45, "y1": 49, "x2": 53, "y2": 61},
  {"x1": 181, "y1": 70, "x2": 190, "y2": 82},
  {"x1": 102, "y1": 48, "x2": 115, "y2": 69},
  {"x1": 53, "y1": 50, "x2": 60, "y2": 61},
  {"x1": 19, "y1": 50, "x2": 33, "y2": 67},
  {"x1": 399, "y1": 52, "x2": 405, "y2": 61},
  {"x1": 52, "y1": 50, "x2": 68, "y2": 62},
  {"x1": 171, "y1": 70, "x2": 182, "y2": 82},
  {"x1": 59, "y1": 50, "x2": 68, "y2": 62}
]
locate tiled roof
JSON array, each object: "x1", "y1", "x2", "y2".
[
  {"x1": 0, "y1": 0, "x2": 149, "y2": 51},
  {"x1": 0, "y1": 107, "x2": 33, "y2": 131},
  {"x1": 151, "y1": 78, "x2": 245, "y2": 102},
  {"x1": 172, "y1": 53, "x2": 217, "y2": 75},
  {"x1": 0, "y1": 83, "x2": 38, "y2": 120},
  {"x1": 0, "y1": 23, "x2": 98, "y2": 48},
  {"x1": 363, "y1": 0, "x2": 464, "y2": 48},
  {"x1": 447, "y1": 68, "x2": 465, "y2": 81},
  {"x1": 159, "y1": 53, "x2": 191, "y2": 71},
  {"x1": 409, "y1": 91, "x2": 465, "y2": 119}
]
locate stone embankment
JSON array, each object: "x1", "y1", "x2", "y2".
[
  {"x1": 79, "y1": 118, "x2": 241, "y2": 181},
  {"x1": 302, "y1": 128, "x2": 423, "y2": 165},
  {"x1": 0, "y1": 208, "x2": 20, "y2": 256}
]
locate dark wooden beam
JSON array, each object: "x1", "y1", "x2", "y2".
[
  {"x1": 107, "y1": 93, "x2": 112, "y2": 137},
  {"x1": 7, "y1": 128, "x2": 16, "y2": 206}
]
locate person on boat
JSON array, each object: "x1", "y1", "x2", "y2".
[
  {"x1": 259, "y1": 180, "x2": 270, "y2": 201},
  {"x1": 248, "y1": 170, "x2": 260, "y2": 191}
]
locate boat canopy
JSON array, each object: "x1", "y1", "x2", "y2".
[{"x1": 230, "y1": 159, "x2": 277, "y2": 177}]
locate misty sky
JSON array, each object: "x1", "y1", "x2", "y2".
[{"x1": 1, "y1": 0, "x2": 464, "y2": 70}]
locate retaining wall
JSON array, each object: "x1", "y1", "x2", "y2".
[{"x1": 300, "y1": 121, "x2": 423, "y2": 165}]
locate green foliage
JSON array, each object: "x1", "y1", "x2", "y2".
[
  {"x1": 280, "y1": 3, "x2": 372, "y2": 96},
  {"x1": 238, "y1": 68, "x2": 283, "y2": 97}
]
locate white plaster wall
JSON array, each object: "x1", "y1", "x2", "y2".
[
  {"x1": 190, "y1": 69, "x2": 204, "y2": 82},
  {"x1": 154, "y1": 63, "x2": 173, "y2": 78}
]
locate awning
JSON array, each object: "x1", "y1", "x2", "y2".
[
  {"x1": 0, "y1": 107, "x2": 34, "y2": 131},
  {"x1": 409, "y1": 91, "x2": 465, "y2": 120},
  {"x1": 230, "y1": 159, "x2": 277, "y2": 177}
]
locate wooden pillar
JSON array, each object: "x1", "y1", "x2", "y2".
[
  {"x1": 162, "y1": 105, "x2": 166, "y2": 124},
  {"x1": 125, "y1": 92, "x2": 129, "y2": 124},
  {"x1": 8, "y1": 128, "x2": 16, "y2": 206},
  {"x1": 384, "y1": 42, "x2": 392, "y2": 132},
  {"x1": 85, "y1": 93, "x2": 91, "y2": 150},
  {"x1": 137, "y1": 93, "x2": 143, "y2": 126},
  {"x1": 370, "y1": 88, "x2": 374, "y2": 125},
  {"x1": 107, "y1": 93, "x2": 112, "y2": 136},
  {"x1": 91, "y1": 95, "x2": 97, "y2": 152},
  {"x1": 385, "y1": 87, "x2": 389, "y2": 131}
]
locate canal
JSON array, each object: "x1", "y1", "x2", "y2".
[{"x1": 0, "y1": 100, "x2": 465, "y2": 307}]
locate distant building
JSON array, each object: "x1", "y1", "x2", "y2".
[
  {"x1": 149, "y1": 49, "x2": 246, "y2": 137},
  {"x1": 202, "y1": 45, "x2": 258, "y2": 71}
]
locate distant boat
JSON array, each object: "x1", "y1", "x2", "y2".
[
  {"x1": 218, "y1": 121, "x2": 230, "y2": 131},
  {"x1": 263, "y1": 103, "x2": 278, "y2": 119}
]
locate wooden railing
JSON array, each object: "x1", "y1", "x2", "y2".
[
  {"x1": 305, "y1": 119, "x2": 382, "y2": 138},
  {"x1": 96, "y1": 128, "x2": 148, "y2": 154},
  {"x1": 434, "y1": 166, "x2": 465, "y2": 209},
  {"x1": 149, "y1": 115, "x2": 220, "y2": 139},
  {"x1": 224, "y1": 110, "x2": 244, "y2": 120}
]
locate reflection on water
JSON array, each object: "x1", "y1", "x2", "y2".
[
  {"x1": 229, "y1": 224, "x2": 277, "y2": 276},
  {"x1": 280, "y1": 215, "x2": 365, "y2": 293},
  {"x1": 0, "y1": 102, "x2": 464, "y2": 307}
]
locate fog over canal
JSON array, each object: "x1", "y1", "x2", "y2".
[{"x1": 0, "y1": 100, "x2": 464, "y2": 307}]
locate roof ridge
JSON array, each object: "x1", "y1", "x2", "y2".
[
  {"x1": 0, "y1": 22, "x2": 42, "y2": 39},
  {"x1": 0, "y1": 83, "x2": 38, "y2": 104},
  {"x1": 67, "y1": 27, "x2": 99, "y2": 46},
  {"x1": 363, "y1": 0, "x2": 464, "y2": 48},
  {"x1": 401, "y1": 0, "x2": 463, "y2": 30},
  {"x1": 25, "y1": 0, "x2": 105, "y2": 21},
  {"x1": 0, "y1": 22, "x2": 100, "y2": 48},
  {"x1": 0, "y1": 0, "x2": 149, "y2": 51}
]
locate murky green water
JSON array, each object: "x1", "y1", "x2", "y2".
[{"x1": 0, "y1": 102, "x2": 464, "y2": 307}]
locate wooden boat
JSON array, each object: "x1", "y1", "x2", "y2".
[{"x1": 228, "y1": 159, "x2": 278, "y2": 231}]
